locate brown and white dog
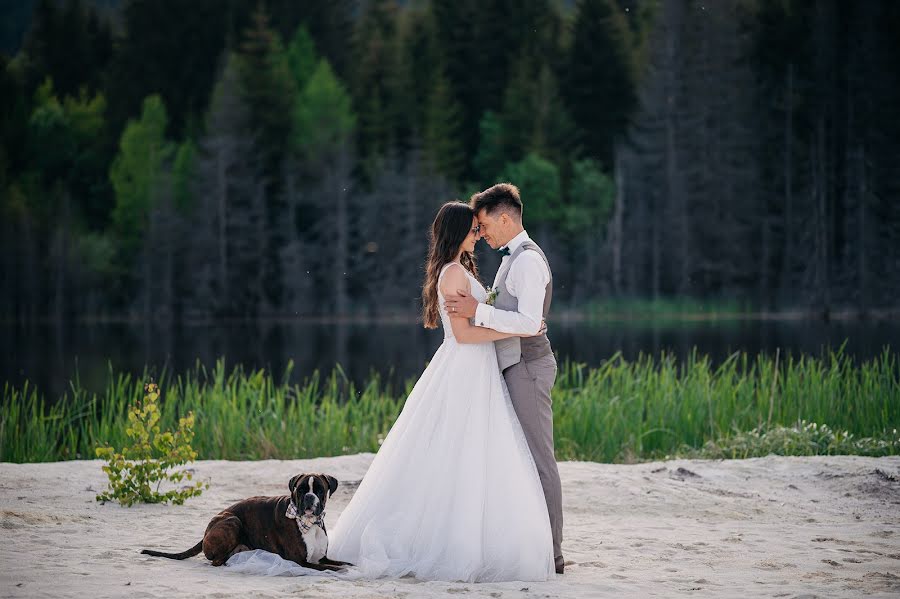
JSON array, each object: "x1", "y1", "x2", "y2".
[{"x1": 141, "y1": 473, "x2": 350, "y2": 571}]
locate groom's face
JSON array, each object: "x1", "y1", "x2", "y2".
[{"x1": 476, "y1": 209, "x2": 503, "y2": 249}]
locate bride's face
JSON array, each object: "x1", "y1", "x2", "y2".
[{"x1": 459, "y1": 216, "x2": 481, "y2": 255}]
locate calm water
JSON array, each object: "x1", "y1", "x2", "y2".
[{"x1": 2, "y1": 319, "x2": 898, "y2": 400}]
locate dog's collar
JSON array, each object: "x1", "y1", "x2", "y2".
[{"x1": 286, "y1": 500, "x2": 324, "y2": 534}]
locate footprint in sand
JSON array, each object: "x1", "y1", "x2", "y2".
[
  {"x1": 861, "y1": 571, "x2": 900, "y2": 593},
  {"x1": 754, "y1": 560, "x2": 798, "y2": 570},
  {"x1": 812, "y1": 536, "x2": 857, "y2": 546},
  {"x1": 870, "y1": 530, "x2": 895, "y2": 538}
]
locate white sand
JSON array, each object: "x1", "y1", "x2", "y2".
[{"x1": 1, "y1": 454, "x2": 898, "y2": 598}]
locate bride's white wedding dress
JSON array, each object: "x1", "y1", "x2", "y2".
[{"x1": 328, "y1": 262, "x2": 555, "y2": 582}]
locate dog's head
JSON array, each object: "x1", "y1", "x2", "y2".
[{"x1": 288, "y1": 473, "x2": 338, "y2": 517}]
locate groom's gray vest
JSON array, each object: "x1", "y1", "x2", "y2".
[{"x1": 493, "y1": 240, "x2": 553, "y2": 371}]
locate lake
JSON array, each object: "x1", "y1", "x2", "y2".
[{"x1": 3, "y1": 318, "x2": 898, "y2": 401}]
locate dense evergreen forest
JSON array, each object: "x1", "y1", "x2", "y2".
[{"x1": 1, "y1": 0, "x2": 898, "y2": 323}]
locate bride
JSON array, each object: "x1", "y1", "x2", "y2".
[{"x1": 328, "y1": 201, "x2": 555, "y2": 582}]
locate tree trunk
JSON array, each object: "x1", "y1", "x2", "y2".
[
  {"x1": 405, "y1": 151, "x2": 418, "y2": 314},
  {"x1": 217, "y1": 149, "x2": 228, "y2": 310},
  {"x1": 612, "y1": 140, "x2": 625, "y2": 295},
  {"x1": 651, "y1": 187, "x2": 660, "y2": 300},
  {"x1": 857, "y1": 144, "x2": 868, "y2": 313},
  {"x1": 143, "y1": 205, "x2": 153, "y2": 324},
  {"x1": 52, "y1": 191, "x2": 71, "y2": 323},
  {"x1": 254, "y1": 179, "x2": 266, "y2": 320},
  {"x1": 780, "y1": 63, "x2": 794, "y2": 302},
  {"x1": 333, "y1": 142, "x2": 351, "y2": 317},
  {"x1": 812, "y1": 116, "x2": 830, "y2": 314},
  {"x1": 760, "y1": 206, "x2": 770, "y2": 310},
  {"x1": 20, "y1": 213, "x2": 39, "y2": 324},
  {"x1": 665, "y1": 0, "x2": 684, "y2": 295}
]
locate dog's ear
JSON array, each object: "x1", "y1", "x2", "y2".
[
  {"x1": 324, "y1": 474, "x2": 338, "y2": 496},
  {"x1": 288, "y1": 473, "x2": 306, "y2": 494}
]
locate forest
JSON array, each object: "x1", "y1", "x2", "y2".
[{"x1": 1, "y1": 0, "x2": 898, "y2": 324}]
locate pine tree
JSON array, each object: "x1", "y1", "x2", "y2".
[
  {"x1": 431, "y1": 0, "x2": 563, "y2": 178},
  {"x1": 566, "y1": 0, "x2": 638, "y2": 169},
  {"x1": 351, "y1": 0, "x2": 402, "y2": 171},
  {"x1": 473, "y1": 111, "x2": 505, "y2": 184},
  {"x1": 396, "y1": 4, "x2": 442, "y2": 145},
  {"x1": 187, "y1": 54, "x2": 265, "y2": 319},
  {"x1": 108, "y1": 94, "x2": 174, "y2": 315},
  {"x1": 229, "y1": 0, "x2": 356, "y2": 80},
  {"x1": 172, "y1": 139, "x2": 196, "y2": 212},
  {"x1": 21, "y1": 0, "x2": 113, "y2": 98},
  {"x1": 292, "y1": 59, "x2": 356, "y2": 161},
  {"x1": 109, "y1": 95, "x2": 172, "y2": 256},
  {"x1": 285, "y1": 26, "x2": 318, "y2": 97},
  {"x1": 106, "y1": 0, "x2": 229, "y2": 138},
  {"x1": 498, "y1": 56, "x2": 538, "y2": 165},
  {"x1": 23, "y1": 78, "x2": 108, "y2": 320},
  {"x1": 422, "y1": 69, "x2": 466, "y2": 183},
  {"x1": 237, "y1": 5, "x2": 297, "y2": 184},
  {"x1": 283, "y1": 40, "x2": 357, "y2": 316}
]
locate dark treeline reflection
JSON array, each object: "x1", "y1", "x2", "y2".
[
  {"x1": 1, "y1": 0, "x2": 899, "y2": 325},
  {"x1": 3, "y1": 321, "x2": 897, "y2": 401}
]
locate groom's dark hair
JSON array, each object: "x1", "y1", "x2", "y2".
[{"x1": 470, "y1": 183, "x2": 523, "y2": 219}]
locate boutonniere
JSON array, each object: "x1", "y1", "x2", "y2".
[{"x1": 486, "y1": 286, "x2": 500, "y2": 306}]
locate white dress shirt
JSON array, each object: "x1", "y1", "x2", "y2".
[{"x1": 474, "y1": 230, "x2": 550, "y2": 335}]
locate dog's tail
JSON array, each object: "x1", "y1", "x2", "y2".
[{"x1": 141, "y1": 541, "x2": 203, "y2": 560}]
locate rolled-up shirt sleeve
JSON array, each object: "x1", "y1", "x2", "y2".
[{"x1": 474, "y1": 251, "x2": 549, "y2": 335}]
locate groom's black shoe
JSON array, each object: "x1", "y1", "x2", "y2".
[{"x1": 555, "y1": 555, "x2": 565, "y2": 574}]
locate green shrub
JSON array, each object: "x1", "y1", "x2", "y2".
[
  {"x1": 95, "y1": 382, "x2": 208, "y2": 506},
  {"x1": 676, "y1": 420, "x2": 900, "y2": 460}
]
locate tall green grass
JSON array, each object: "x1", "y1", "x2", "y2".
[
  {"x1": 1, "y1": 362, "x2": 405, "y2": 463},
  {"x1": 552, "y1": 349, "x2": 899, "y2": 461},
  {"x1": 2, "y1": 349, "x2": 898, "y2": 463}
]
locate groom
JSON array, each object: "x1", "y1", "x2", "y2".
[{"x1": 444, "y1": 183, "x2": 564, "y2": 574}]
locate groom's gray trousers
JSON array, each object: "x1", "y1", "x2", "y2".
[{"x1": 503, "y1": 353, "x2": 563, "y2": 559}]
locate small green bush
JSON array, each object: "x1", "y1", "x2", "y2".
[
  {"x1": 95, "y1": 382, "x2": 208, "y2": 506},
  {"x1": 677, "y1": 420, "x2": 900, "y2": 460}
]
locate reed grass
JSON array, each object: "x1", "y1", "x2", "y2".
[
  {"x1": 551, "y1": 349, "x2": 899, "y2": 461},
  {"x1": 2, "y1": 349, "x2": 898, "y2": 464}
]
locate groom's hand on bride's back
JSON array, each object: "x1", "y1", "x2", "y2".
[{"x1": 445, "y1": 290, "x2": 479, "y2": 319}]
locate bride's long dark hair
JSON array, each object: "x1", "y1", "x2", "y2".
[{"x1": 422, "y1": 202, "x2": 479, "y2": 329}]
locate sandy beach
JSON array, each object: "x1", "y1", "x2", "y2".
[{"x1": 1, "y1": 454, "x2": 898, "y2": 598}]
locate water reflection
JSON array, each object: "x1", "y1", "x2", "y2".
[{"x1": 2, "y1": 319, "x2": 898, "y2": 400}]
